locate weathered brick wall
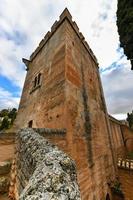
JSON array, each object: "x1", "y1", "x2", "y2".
[
  {"x1": 14, "y1": 18, "x2": 67, "y2": 130},
  {"x1": 109, "y1": 116, "x2": 125, "y2": 158},
  {"x1": 118, "y1": 169, "x2": 133, "y2": 200},
  {"x1": 109, "y1": 116, "x2": 133, "y2": 156},
  {"x1": 121, "y1": 125, "x2": 133, "y2": 152},
  {"x1": 118, "y1": 158, "x2": 133, "y2": 200},
  {"x1": 64, "y1": 16, "x2": 115, "y2": 199},
  {"x1": 10, "y1": 128, "x2": 81, "y2": 200}
]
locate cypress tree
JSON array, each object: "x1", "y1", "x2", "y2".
[{"x1": 117, "y1": 1, "x2": 133, "y2": 70}]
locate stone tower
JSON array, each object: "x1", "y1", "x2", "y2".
[{"x1": 15, "y1": 8, "x2": 116, "y2": 200}]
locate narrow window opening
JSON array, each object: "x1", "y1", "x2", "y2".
[
  {"x1": 28, "y1": 120, "x2": 33, "y2": 128},
  {"x1": 106, "y1": 194, "x2": 110, "y2": 200},
  {"x1": 34, "y1": 77, "x2": 37, "y2": 88},
  {"x1": 30, "y1": 73, "x2": 42, "y2": 94},
  {"x1": 37, "y1": 73, "x2": 41, "y2": 85}
]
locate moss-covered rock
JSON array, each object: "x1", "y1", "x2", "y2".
[
  {"x1": 0, "y1": 161, "x2": 11, "y2": 175},
  {"x1": 0, "y1": 177, "x2": 9, "y2": 193}
]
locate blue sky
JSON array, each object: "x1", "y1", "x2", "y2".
[{"x1": 0, "y1": 0, "x2": 132, "y2": 119}]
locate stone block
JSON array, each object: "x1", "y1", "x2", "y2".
[
  {"x1": 0, "y1": 161, "x2": 11, "y2": 175},
  {"x1": 0, "y1": 177, "x2": 9, "y2": 193}
]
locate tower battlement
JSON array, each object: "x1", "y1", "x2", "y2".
[{"x1": 29, "y1": 8, "x2": 98, "y2": 65}]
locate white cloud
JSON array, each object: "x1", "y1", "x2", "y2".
[
  {"x1": 0, "y1": 0, "x2": 66, "y2": 88},
  {"x1": 112, "y1": 114, "x2": 127, "y2": 120},
  {"x1": 0, "y1": 0, "x2": 120, "y2": 88},
  {"x1": 101, "y1": 59, "x2": 133, "y2": 118},
  {"x1": 0, "y1": 0, "x2": 132, "y2": 119},
  {"x1": 0, "y1": 38, "x2": 26, "y2": 87},
  {"x1": 0, "y1": 87, "x2": 19, "y2": 109},
  {"x1": 66, "y1": 0, "x2": 120, "y2": 68}
]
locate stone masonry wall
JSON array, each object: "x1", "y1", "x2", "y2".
[
  {"x1": 118, "y1": 169, "x2": 133, "y2": 200},
  {"x1": 109, "y1": 115, "x2": 133, "y2": 156},
  {"x1": 64, "y1": 17, "x2": 116, "y2": 199},
  {"x1": 117, "y1": 157, "x2": 133, "y2": 200},
  {"x1": 121, "y1": 125, "x2": 133, "y2": 153},
  {"x1": 14, "y1": 16, "x2": 67, "y2": 131},
  {"x1": 10, "y1": 128, "x2": 81, "y2": 200},
  {"x1": 14, "y1": 9, "x2": 117, "y2": 199},
  {"x1": 109, "y1": 116, "x2": 125, "y2": 158}
]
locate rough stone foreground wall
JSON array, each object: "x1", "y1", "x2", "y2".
[{"x1": 10, "y1": 128, "x2": 81, "y2": 200}]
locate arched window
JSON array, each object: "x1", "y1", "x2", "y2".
[
  {"x1": 106, "y1": 193, "x2": 110, "y2": 200},
  {"x1": 28, "y1": 120, "x2": 33, "y2": 128}
]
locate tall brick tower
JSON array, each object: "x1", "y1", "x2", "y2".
[{"x1": 15, "y1": 8, "x2": 116, "y2": 200}]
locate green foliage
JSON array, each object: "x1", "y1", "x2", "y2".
[
  {"x1": 8, "y1": 108, "x2": 17, "y2": 125},
  {"x1": 0, "y1": 116, "x2": 10, "y2": 130},
  {"x1": 117, "y1": 1, "x2": 133, "y2": 70},
  {"x1": 127, "y1": 110, "x2": 133, "y2": 129},
  {"x1": 0, "y1": 109, "x2": 9, "y2": 117},
  {"x1": 127, "y1": 151, "x2": 133, "y2": 159},
  {"x1": 0, "y1": 108, "x2": 17, "y2": 131},
  {"x1": 111, "y1": 178, "x2": 124, "y2": 198}
]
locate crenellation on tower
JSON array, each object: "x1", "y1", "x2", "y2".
[
  {"x1": 59, "y1": 7, "x2": 72, "y2": 20},
  {"x1": 29, "y1": 8, "x2": 98, "y2": 65}
]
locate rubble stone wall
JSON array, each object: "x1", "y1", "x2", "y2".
[{"x1": 10, "y1": 128, "x2": 81, "y2": 200}]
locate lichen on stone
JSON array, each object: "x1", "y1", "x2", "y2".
[{"x1": 13, "y1": 128, "x2": 81, "y2": 200}]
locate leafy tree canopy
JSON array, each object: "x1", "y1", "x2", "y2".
[
  {"x1": 0, "y1": 108, "x2": 17, "y2": 131},
  {"x1": 117, "y1": 1, "x2": 133, "y2": 70},
  {"x1": 0, "y1": 109, "x2": 9, "y2": 117},
  {"x1": 127, "y1": 110, "x2": 133, "y2": 129},
  {"x1": 0, "y1": 116, "x2": 10, "y2": 130}
]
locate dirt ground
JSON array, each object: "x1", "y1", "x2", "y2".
[
  {"x1": 0, "y1": 144, "x2": 15, "y2": 162},
  {"x1": 0, "y1": 193, "x2": 10, "y2": 200},
  {"x1": 0, "y1": 134, "x2": 15, "y2": 200},
  {"x1": 0, "y1": 132, "x2": 15, "y2": 162}
]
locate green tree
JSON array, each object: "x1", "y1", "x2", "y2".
[
  {"x1": 0, "y1": 116, "x2": 10, "y2": 130},
  {"x1": 117, "y1": 1, "x2": 133, "y2": 70},
  {"x1": 0, "y1": 109, "x2": 9, "y2": 117},
  {"x1": 127, "y1": 111, "x2": 133, "y2": 128},
  {"x1": 8, "y1": 108, "x2": 17, "y2": 124},
  {"x1": 0, "y1": 108, "x2": 17, "y2": 130}
]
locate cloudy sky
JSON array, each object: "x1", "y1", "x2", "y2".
[{"x1": 0, "y1": 0, "x2": 132, "y2": 119}]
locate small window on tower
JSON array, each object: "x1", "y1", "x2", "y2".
[
  {"x1": 34, "y1": 73, "x2": 41, "y2": 88},
  {"x1": 30, "y1": 73, "x2": 42, "y2": 94},
  {"x1": 28, "y1": 120, "x2": 33, "y2": 128},
  {"x1": 37, "y1": 73, "x2": 41, "y2": 85},
  {"x1": 34, "y1": 76, "x2": 37, "y2": 88}
]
